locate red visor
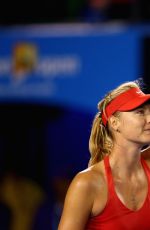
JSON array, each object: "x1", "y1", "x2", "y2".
[{"x1": 101, "y1": 87, "x2": 150, "y2": 126}]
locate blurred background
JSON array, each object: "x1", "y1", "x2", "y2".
[{"x1": 0, "y1": 0, "x2": 150, "y2": 229}]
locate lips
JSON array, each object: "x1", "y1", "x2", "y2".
[
  {"x1": 144, "y1": 129, "x2": 150, "y2": 133},
  {"x1": 144, "y1": 128, "x2": 150, "y2": 131}
]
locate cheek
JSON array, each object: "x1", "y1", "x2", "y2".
[{"x1": 120, "y1": 117, "x2": 143, "y2": 134}]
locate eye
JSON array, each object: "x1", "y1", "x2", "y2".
[{"x1": 136, "y1": 109, "x2": 145, "y2": 115}]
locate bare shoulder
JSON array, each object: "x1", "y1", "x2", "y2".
[
  {"x1": 141, "y1": 145, "x2": 150, "y2": 167},
  {"x1": 58, "y1": 161, "x2": 107, "y2": 230},
  {"x1": 64, "y1": 160, "x2": 107, "y2": 210},
  {"x1": 73, "y1": 160, "x2": 106, "y2": 192},
  {"x1": 69, "y1": 160, "x2": 107, "y2": 216}
]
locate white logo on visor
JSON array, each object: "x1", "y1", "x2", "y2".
[{"x1": 136, "y1": 90, "x2": 144, "y2": 95}]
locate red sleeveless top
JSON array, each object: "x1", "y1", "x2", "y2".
[{"x1": 86, "y1": 156, "x2": 150, "y2": 230}]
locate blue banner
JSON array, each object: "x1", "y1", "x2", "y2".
[{"x1": 0, "y1": 24, "x2": 141, "y2": 111}]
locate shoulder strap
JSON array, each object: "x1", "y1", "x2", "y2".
[
  {"x1": 103, "y1": 155, "x2": 115, "y2": 194},
  {"x1": 141, "y1": 157, "x2": 150, "y2": 169},
  {"x1": 141, "y1": 157, "x2": 150, "y2": 182}
]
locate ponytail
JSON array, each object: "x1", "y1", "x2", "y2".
[{"x1": 88, "y1": 112, "x2": 112, "y2": 166}]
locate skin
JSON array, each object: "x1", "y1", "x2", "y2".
[{"x1": 58, "y1": 104, "x2": 150, "y2": 230}]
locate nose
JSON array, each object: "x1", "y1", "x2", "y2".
[{"x1": 147, "y1": 114, "x2": 150, "y2": 123}]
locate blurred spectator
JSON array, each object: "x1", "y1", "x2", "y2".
[
  {"x1": 67, "y1": 0, "x2": 137, "y2": 23},
  {"x1": 0, "y1": 0, "x2": 149, "y2": 25},
  {"x1": 79, "y1": 0, "x2": 111, "y2": 22},
  {"x1": 0, "y1": 172, "x2": 45, "y2": 230},
  {"x1": 66, "y1": 0, "x2": 135, "y2": 23}
]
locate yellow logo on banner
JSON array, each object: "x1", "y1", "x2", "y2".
[{"x1": 13, "y1": 43, "x2": 38, "y2": 77}]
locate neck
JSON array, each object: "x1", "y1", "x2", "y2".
[{"x1": 109, "y1": 145, "x2": 142, "y2": 178}]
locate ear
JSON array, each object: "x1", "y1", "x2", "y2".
[{"x1": 109, "y1": 115, "x2": 120, "y2": 131}]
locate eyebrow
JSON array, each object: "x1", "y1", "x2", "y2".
[
  {"x1": 128, "y1": 104, "x2": 149, "y2": 112},
  {"x1": 136, "y1": 102, "x2": 150, "y2": 109}
]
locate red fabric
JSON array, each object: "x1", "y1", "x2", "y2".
[
  {"x1": 101, "y1": 87, "x2": 150, "y2": 126},
  {"x1": 86, "y1": 156, "x2": 150, "y2": 230}
]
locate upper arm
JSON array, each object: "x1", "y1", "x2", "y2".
[{"x1": 58, "y1": 172, "x2": 94, "y2": 230}]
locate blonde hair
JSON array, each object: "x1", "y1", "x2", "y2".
[{"x1": 88, "y1": 80, "x2": 143, "y2": 166}]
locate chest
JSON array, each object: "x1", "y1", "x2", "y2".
[{"x1": 114, "y1": 175, "x2": 148, "y2": 211}]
